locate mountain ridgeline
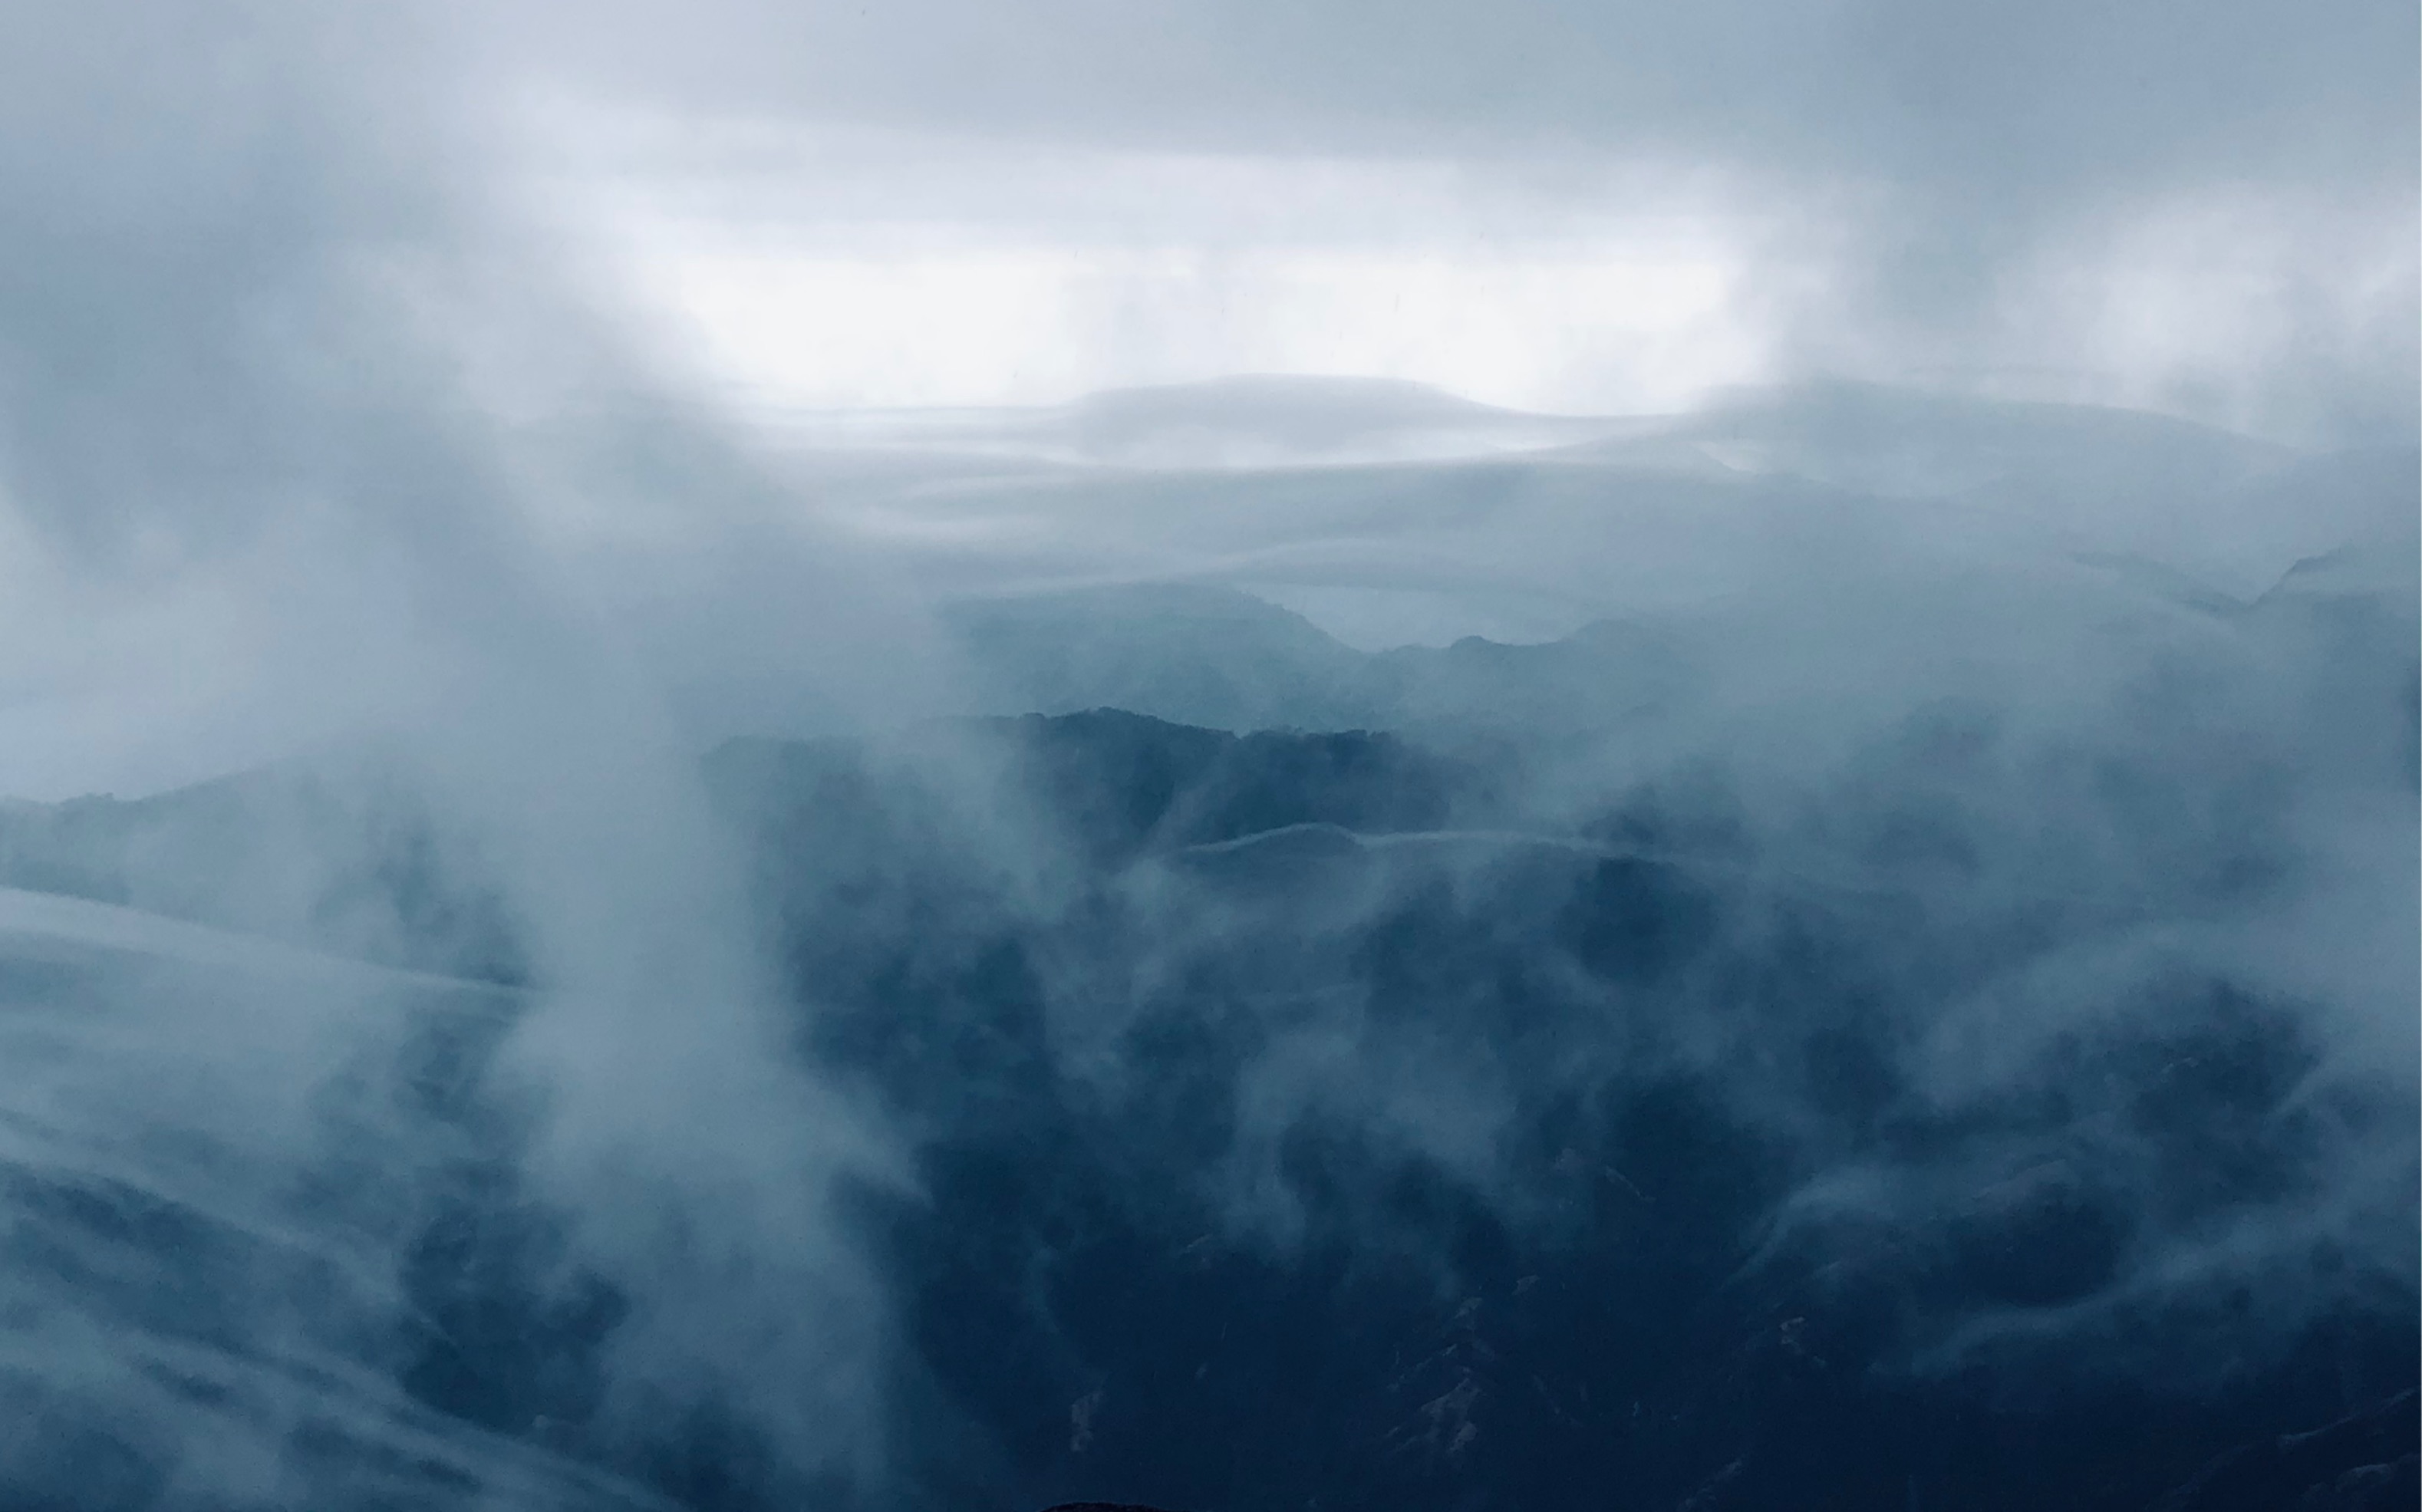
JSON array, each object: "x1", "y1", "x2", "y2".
[
  {"x1": 0, "y1": 420, "x2": 2414, "y2": 1507},
  {"x1": 2, "y1": 565, "x2": 2414, "y2": 1510}
]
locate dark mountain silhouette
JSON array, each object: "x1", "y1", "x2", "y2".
[{"x1": 0, "y1": 531, "x2": 2410, "y2": 1510}]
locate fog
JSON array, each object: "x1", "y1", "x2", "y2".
[{"x1": 0, "y1": 3, "x2": 2413, "y2": 1510}]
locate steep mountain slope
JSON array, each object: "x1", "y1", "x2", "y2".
[
  {"x1": 0, "y1": 499, "x2": 2407, "y2": 1512},
  {"x1": 700, "y1": 693, "x2": 2415, "y2": 1512}
]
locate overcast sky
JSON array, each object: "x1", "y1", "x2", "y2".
[
  {"x1": 5, "y1": 3, "x2": 2410, "y2": 435},
  {"x1": 453, "y1": 0, "x2": 2422, "y2": 436},
  {"x1": 0, "y1": 0, "x2": 2411, "y2": 800}
]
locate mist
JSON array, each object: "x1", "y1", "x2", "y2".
[{"x1": 0, "y1": 3, "x2": 2413, "y2": 1510}]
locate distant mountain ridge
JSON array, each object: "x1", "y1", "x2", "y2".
[
  {"x1": 937, "y1": 583, "x2": 1693, "y2": 739},
  {"x1": 0, "y1": 758, "x2": 528, "y2": 984}
]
